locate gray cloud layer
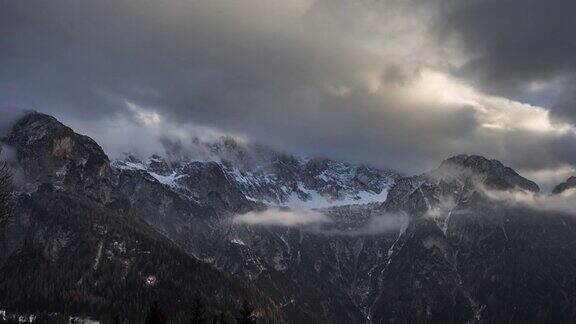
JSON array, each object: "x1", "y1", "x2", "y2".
[
  {"x1": 1, "y1": 0, "x2": 576, "y2": 179},
  {"x1": 440, "y1": 0, "x2": 576, "y2": 117}
]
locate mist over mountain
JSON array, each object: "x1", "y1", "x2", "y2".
[
  {"x1": 2, "y1": 112, "x2": 576, "y2": 323},
  {"x1": 3, "y1": 0, "x2": 576, "y2": 322},
  {"x1": 113, "y1": 134, "x2": 399, "y2": 209}
]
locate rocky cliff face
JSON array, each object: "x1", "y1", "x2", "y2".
[
  {"x1": 3, "y1": 113, "x2": 576, "y2": 323},
  {"x1": 3, "y1": 113, "x2": 113, "y2": 203},
  {"x1": 383, "y1": 154, "x2": 539, "y2": 216},
  {"x1": 108, "y1": 134, "x2": 402, "y2": 323},
  {"x1": 113, "y1": 137, "x2": 399, "y2": 209},
  {"x1": 0, "y1": 113, "x2": 282, "y2": 323},
  {"x1": 0, "y1": 112, "x2": 396, "y2": 323},
  {"x1": 370, "y1": 155, "x2": 576, "y2": 323},
  {"x1": 112, "y1": 160, "x2": 393, "y2": 323}
]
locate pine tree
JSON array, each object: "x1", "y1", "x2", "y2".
[
  {"x1": 145, "y1": 301, "x2": 167, "y2": 324},
  {"x1": 211, "y1": 312, "x2": 227, "y2": 324},
  {"x1": 113, "y1": 314, "x2": 122, "y2": 324},
  {"x1": 190, "y1": 297, "x2": 207, "y2": 324},
  {"x1": 236, "y1": 301, "x2": 255, "y2": 324},
  {"x1": 218, "y1": 312, "x2": 227, "y2": 324}
]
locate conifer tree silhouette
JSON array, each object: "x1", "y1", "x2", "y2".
[
  {"x1": 113, "y1": 314, "x2": 122, "y2": 324},
  {"x1": 209, "y1": 312, "x2": 228, "y2": 324},
  {"x1": 190, "y1": 297, "x2": 207, "y2": 324},
  {"x1": 236, "y1": 300, "x2": 255, "y2": 324},
  {"x1": 211, "y1": 312, "x2": 227, "y2": 324},
  {"x1": 145, "y1": 301, "x2": 167, "y2": 324},
  {"x1": 218, "y1": 312, "x2": 227, "y2": 324}
]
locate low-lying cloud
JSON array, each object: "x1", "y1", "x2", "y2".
[
  {"x1": 519, "y1": 165, "x2": 576, "y2": 192},
  {"x1": 482, "y1": 186, "x2": 576, "y2": 216},
  {"x1": 233, "y1": 208, "x2": 330, "y2": 227},
  {"x1": 233, "y1": 206, "x2": 408, "y2": 235},
  {"x1": 348, "y1": 213, "x2": 409, "y2": 236}
]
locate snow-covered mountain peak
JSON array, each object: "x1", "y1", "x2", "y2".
[{"x1": 112, "y1": 136, "x2": 400, "y2": 208}]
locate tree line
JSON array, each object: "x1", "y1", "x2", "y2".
[{"x1": 108, "y1": 298, "x2": 257, "y2": 324}]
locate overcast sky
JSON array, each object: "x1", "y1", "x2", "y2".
[{"x1": 2, "y1": 0, "x2": 576, "y2": 187}]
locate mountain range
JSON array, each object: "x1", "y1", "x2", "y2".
[{"x1": 2, "y1": 112, "x2": 576, "y2": 323}]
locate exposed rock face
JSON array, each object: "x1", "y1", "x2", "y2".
[
  {"x1": 109, "y1": 139, "x2": 401, "y2": 323},
  {"x1": 113, "y1": 137, "x2": 399, "y2": 209},
  {"x1": 433, "y1": 155, "x2": 540, "y2": 192},
  {"x1": 178, "y1": 161, "x2": 253, "y2": 212},
  {"x1": 383, "y1": 154, "x2": 539, "y2": 216},
  {"x1": 0, "y1": 112, "x2": 396, "y2": 323},
  {"x1": 2, "y1": 112, "x2": 113, "y2": 203},
  {"x1": 0, "y1": 113, "x2": 282, "y2": 322},
  {"x1": 113, "y1": 165, "x2": 392, "y2": 323},
  {"x1": 552, "y1": 176, "x2": 576, "y2": 194},
  {"x1": 370, "y1": 218, "x2": 474, "y2": 323},
  {"x1": 370, "y1": 154, "x2": 576, "y2": 324},
  {"x1": 4, "y1": 113, "x2": 576, "y2": 323}
]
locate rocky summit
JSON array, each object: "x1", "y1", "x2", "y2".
[
  {"x1": 2, "y1": 113, "x2": 576, "y2": 323},
  {"x1": 112, "y1": 137, "x2": 399, "y2": 209},
  {"x1": 552, "y1": 176, "x2": 576, "y2": 195}
]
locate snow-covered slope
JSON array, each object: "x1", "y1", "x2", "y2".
[{"x1": 112, "y1": 137, "x2": 400, "y2": 208}]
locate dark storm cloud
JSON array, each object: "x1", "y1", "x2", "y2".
[
  {"x1": 439, "y1": 0, "x2": 576, "y2": 120},
  {"x1": 554, "y1": 81, "x2": 576, "y2": 124},
  {"x1": 1, "y1": 0, "x2": 576, "y2": 177}
]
